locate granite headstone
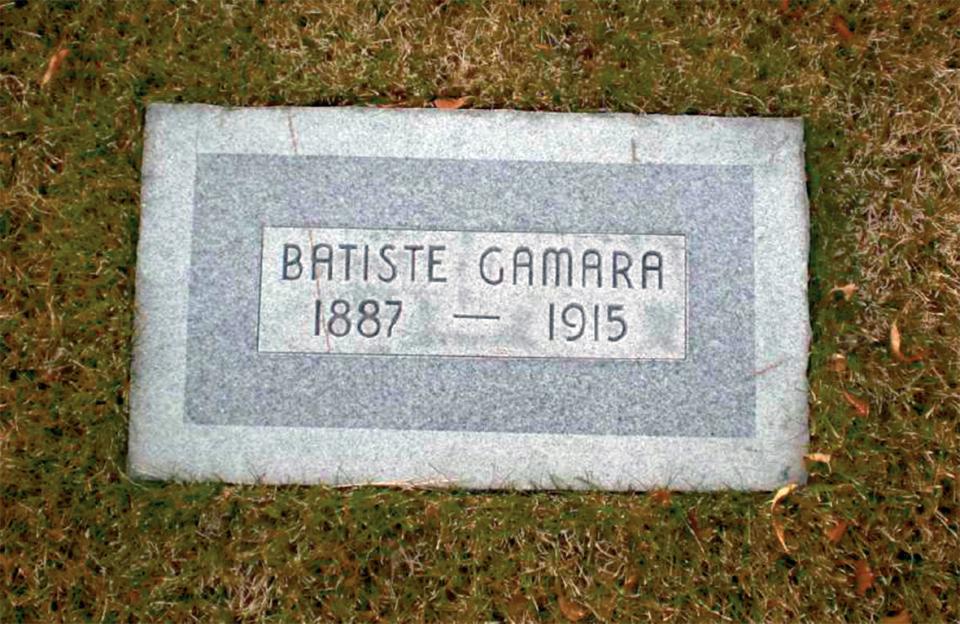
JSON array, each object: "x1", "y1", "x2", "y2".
[{"x1": 129, "y1": 104, "x2": 809, "y2": 490}]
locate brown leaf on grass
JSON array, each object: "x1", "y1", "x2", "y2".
[
  {"x1": 773, "y1": 517, "x2": 789, "y2": 552},
  {"x1": 832, "y1": 14, "x2": 854, "y2": 42},
  {"x1": 623, "y1": 570, "x2": 640, "y2": 593},
  {"x1": 770, "y1": 483, "x2": 798, "y2": 552},
  {"x1": 877, "y1": 0, "x2": 895, "y2": 16},
  {"x1": 557, "y1": 595, "x2": 589, "y2": 622},
  {"x1": 687, "y1": 508, "x2": 701, "y2": 539},
  {"x1": 771, "y1": 482, "x2": 798, "y2": 512},
  {"x1": 505, "y1": 594, "x2": 531, "y2": 621},
  {"x1": 41, "y1": 48, "x2": 70, "y2": 87},
  {"x1": 904, "y1": 350, "x2": 926, "y2": 364},
  {"x1": 805, "y1": 452, "x2": 832, "y2": 465},
  {"x1": 890, "y1": 321, "x2": 902, "y2": 360},
  {"x1": 880, "y1": 610, "x2": 911, "y2": 624},
  {"x1": 890, "y1": 321, "x2": 926, "y2": 363},
  {"x1": 854, "y1": 559, "x2": 876, "y2": 596},
  {"x1": 434, "y1": 96, "x2": 468, "y2": 109},
  {"x1": 842, "y1": 390, "x2": 870, "y2": 417},
  {"x1": 778, "y1": 0, "x2": 804, "y2": 19},
  {"x1": 830, "y1": 283, "x2": 858, "y2": 301},
  {"x1": 825, "y1": 519, "x2": 848, "y2": 544},
  {"x1": 650, "y1": 488, "x2": 672, "y2": 506},
  {"x1": 828, "y1": 353, "x2": 847, "y2": 373}
]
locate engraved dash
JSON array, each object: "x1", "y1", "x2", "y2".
[{"x1": 453, "y1": 313, "x2": 501, "y2": 321}]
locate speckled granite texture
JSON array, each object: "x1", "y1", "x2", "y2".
[{"x1": 129, "y1": 105, "x2": 810, "y2": 490}]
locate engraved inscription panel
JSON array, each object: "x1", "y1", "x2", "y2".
[{"x1": 258, "y1": 227, "x2": 686, "y2": 359}]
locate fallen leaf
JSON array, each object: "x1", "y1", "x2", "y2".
[
  {"x1": 505, "y1": 594, "x2": 531, "y2": 621},
  {"x1": 770, "y1": 483, "x2": 798, "y2": 552},
  {"x1": 828, "y1": 353, "x2": 847, "y2": 373},
  {"x1": 805, "y1": 452, "x2": 832, "y2": 464},
  {"x1": 687, "y1": 508, "x2": 701, "y2": 539},
  {"x1": 771, "y1": 482, "x2": 798, "y2": 512},
  {"x1": 557, "y1": 595, "x2": 589, "y2": 622},
  {"x1": 842, "y1": 390, "x2": 870, "y2": 417},
  {"x1": 880, "y1": 610, "x2": 911, "y2": 624},
  {"x1": 41, "y1": 47, "x2": 70, "y2": 87},
  {"x1": 825, "y1": 519, "x2": 848, "y2": 544},
  {"x1": 830, "y1": 283, "x2": 858, "y2": 301},
  {"x1": 773, "y1": 517, "x2": 789, "y2": 552},
  {"x1": 832, "y1": 14, "x2": 854, "y2": 42},
  {"x1": 650, "y1": 488, "x2": 672, "y2": 506},
  {"x1": 623, "y1": 570, "x2": 640, "y2": 593},
  {"x1": 890, "y1": 321, "x2": 902, "y2": 360},
  {"x1": 890, "y1": 321, "x2": 926, "y2": 363},
  {"x1": 904, "y1": 350, "x2": 927, "y2": 364},
  {"x1": 854, "y1": 559, "x2": 875, "y2": 596},
  {"x1": 434, "y1": 96, "x2": 468, "y2": 110}
]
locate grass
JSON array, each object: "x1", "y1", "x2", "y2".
[{"x1": 1, "y1": 0, "x2": 958, "y2": 621}]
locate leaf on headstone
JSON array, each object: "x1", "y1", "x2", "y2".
[
  {"x1": 434, "y1": 96, "x2": 468, "y2": 110},
  {"x1": 805, "y1": 452, "x2": 832, "y2": 465},
  {"x1": 828, "y1": 353, "x2": 847, "y2": 373},
  {"x1": 854, "y1": 559, "x2": 875, "y2": 596},
  {"x1": 41, "y1": 47, "x2": 70, "y2": 87},
  {"x1": 842, "y1": 390, "x2": 870, "y2": 417},
  {"x1": 832, "y1": 14, "x2": 854, "y2": 42},
  {"x1": 557, "y1": 594, "x2": 589, "y2": 622},
  {"x1": 830, "y1": 283, "x2": 858, "y2": 301},
  {"x1": 825, "y1": 519, "x2": 848, "y2": 544},
  {"x1": 880, "y1": 610, "x2": 911, "y2": 624}
]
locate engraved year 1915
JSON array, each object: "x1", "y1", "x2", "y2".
[{"x1": 548, "y1": 303, "x2": 627, "y2": 342}]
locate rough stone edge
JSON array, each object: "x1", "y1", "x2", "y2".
[{"x1": 127, "y1": 105, "x2": 810, "y2": 491}]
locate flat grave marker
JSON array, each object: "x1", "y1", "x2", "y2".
[{"x1": 129, "y1": 104, "x2": 809, "y2": 490}]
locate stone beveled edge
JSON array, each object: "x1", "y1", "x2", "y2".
[{"x1": 127, "y1": 104, "x2": 810, "y2": 491}]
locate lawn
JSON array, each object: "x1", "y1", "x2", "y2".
[{"x1": 1, "y1": 1, "x2": 958, "y2": 621}]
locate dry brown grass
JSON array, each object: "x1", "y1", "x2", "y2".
[{"x1": 1, "y1": 1, "x2": 958, "y2": 621}]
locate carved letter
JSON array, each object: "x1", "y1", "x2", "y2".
[
  {"x1": 612, "y1": 251, "x2": 633, "y2": 289},
  {"x1": 311, "y1": 243, "x2": 333, "y2": 281},
  {"x1": 282, "y1": 244, "x2": 302, "y2": 280},
  {"x1": 642, "y1": 251, "x2": 663, "y2": 289},
  {"x1": 480, "y1": 246, "x2": 504, "y2": 285}
]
